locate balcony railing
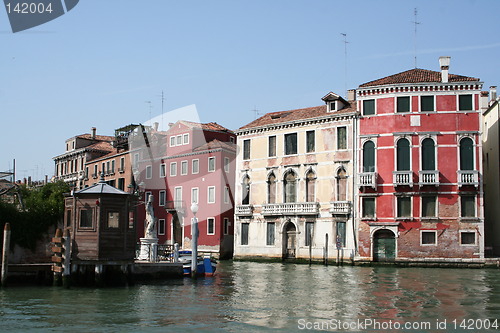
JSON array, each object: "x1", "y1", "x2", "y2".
[
  {"x1": 262, "y1": 202, "x2": 319, "y2": 216},
  {"x1": 393, "y1": 171, "x2": 413, "y2": 187},
  {"x1": 419, "y1": 170, "x2": 439, "y2": 186},
  {"x1": 165, "y1": 200, "x2": 185, "y2": 214},
  {"x1": 458, "y1": 170, "x2": 479, "y2": 187},
  {"x1": 358, "y1": 172, "x2": 377, "y2": 189},
  {"x1": 330, "y1": 201, "x2": 352, "y2": 215},
  {"x1": 235, "y1": 205, "x2": 254, "y2": 216}
]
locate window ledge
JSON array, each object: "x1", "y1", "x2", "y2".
[
  {"x1": 459, "y1": 218, "x2": 481, "y2": 223},
  {"x1": 421, "y1": 217, "x2": 439, "y2": 222},
  {"x1": 361, "y1": 217, "x2": 377, "y2": 221},
  {"x1": 396, "y1": 217, "x2": 414, "y2": 221}
]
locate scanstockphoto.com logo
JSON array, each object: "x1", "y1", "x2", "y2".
[{"x1": 4, "y1": 0, "x2": 79, "y2": 32}]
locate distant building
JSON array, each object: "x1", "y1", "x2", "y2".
[
  {"x1": 53, "y1": 127, "x2": 113, "y2": 190},
  {"x1": 482, "y1": 86, "x2": 500, "y2": 255},
  {"x1": 233, "y1": 93, "x2": 357, "y2": 261},
  {"x1": 356, "y1": 57, "x2": 486, "y2": 262},
  {"x1": 136, "y1": 121, "x2": 236, "y2": 259}
]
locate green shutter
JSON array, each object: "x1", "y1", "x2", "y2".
[
  {"x1": 337, "y1": 127, "x2": 347, "y2": 149},
  {"x1": 397, "y1": 96, "x2": 410, "y2": 113},
  {"x1": 363, "y1": 99, "x2": 375, "y2": 115},
  {"x1": 363, "y1": 141, "x2": 375, "y2": 172},
  {"x1": 397, "y1": 139, "x2": 410, "y2": 171},
  {"x1": 460, "y1": 138, "x2": 474, "y2": 170},
  {"x1": 461, "y1": 196, "x2": 475, "y2": 217},
  {"x1": 422, "y1": 138, "x2": 435, "y2": 170},
  {"x1": 397, "y1": 197, "x2": 411, "y2": 217},
  {"x1": 459, "y1": 95, "x2": 473, "y2": 111},
  {"x1": 421, "y1": 96, "x2": 434, "y2": 112},
  {"x1": 363, "y1": 197, "x2": 375, "y2": 217},
  {"x1": 422, "y1": 196, "x2": 436, "y2": 217}
]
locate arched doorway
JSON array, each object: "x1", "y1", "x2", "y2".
[
  {"x1": 373, "y1": 229, "x2": 396, "y2": 262},
  {"x1": 282, "y1": 221, "x2": 297, "y2": 259}
]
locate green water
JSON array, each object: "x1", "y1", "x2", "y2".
[{"x1": 1, "y1": 261, "x2": 500, "y2": 332}]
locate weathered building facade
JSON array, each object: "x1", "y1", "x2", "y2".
[
  {"x1": 234, "y1": 93, "x2": 358, "y2": 261},
  {"x1": 356, "y1": 57, "x2": 486, "y2": 262}
]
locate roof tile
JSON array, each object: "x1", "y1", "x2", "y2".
[{"x1": 359, "y1": 68, "x2": 479, "y2": 87}]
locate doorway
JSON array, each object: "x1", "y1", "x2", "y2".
[
  {"x1": 373, "y1": 229, "x2": 396, "y2": 262},
  {"x1": 283, "y1": 221, "x2": 297, "y2": 259}
]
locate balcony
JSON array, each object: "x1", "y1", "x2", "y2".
[
  {"x1": 458, "y1": 170, "x2": 479, "y2": 188},
  {"x1": 393, "y1": 171, "x2": 413, "y2": 187},
  {"x1": 358, "y1": 172, "x2": 377, "y2": 189},
  {"x1": 330, "y1": 201, "x2": 352, "y2": 215},
  {"x1": 235, "y1": 205, "x2": 254, "y2": 216},
  {"x1": 419, "y1": 170, "x2": 439, "y2": 186},
  {"x1": 262, "y1": 202, "x2": 319, "y2": 216},
  {"x1": 165, "y1": 200, "x2": 185, "y2": 214}
]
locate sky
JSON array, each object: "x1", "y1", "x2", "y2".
[{"x1": 1, "y1": 0, "x2": 499, "y2": 181}]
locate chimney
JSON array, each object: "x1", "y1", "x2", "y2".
[
  {"x1": 490, "y1": 86, "x2": 497, "y2": 102},
  {"x1": 153, "y1": 122, "x2": 159, "y2": 131},
  {"x1": 91, "y1": 127, "x2": 96, "y2": 139},
  {"x1": 347, "y1": 89, "x2": 356, "y2": 101},
  {"x1": 439, "y1": 56, "x2": 450, "y2": 83}
]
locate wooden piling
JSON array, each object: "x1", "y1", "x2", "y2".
[
  {"x1": 324, "y1": 233, "x2": 329, "y2": 266},
  {"x1": 52, "y1": 228, "x2": 63, "y2": 286},
  {"x1": 2, "y1": 223, "x2": 11, "y2": 287},
  {"x1": 62, "y1": 228, "x2": 71, "y2": 288}
]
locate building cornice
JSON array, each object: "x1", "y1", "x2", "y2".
[{"x1": 357, "y1": 81, "x2": 484, "y2": 98}]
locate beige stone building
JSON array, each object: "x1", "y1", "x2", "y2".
[{"x1": 234, "y1": 92, "x2": 358, "y2": 261}]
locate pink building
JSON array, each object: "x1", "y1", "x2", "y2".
[{"x1": 355, "y1": 57, "x2": 486, "y2": 262}]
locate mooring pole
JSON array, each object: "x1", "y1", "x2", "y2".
[
  {"x1": 62, "y1": 228, "x2": 71, "y2": 288},
  {"x1": 190, "y1": 203, "x2": 199, "y2": 278},
  {"x1": 324, "y1": 233, "x2": 329, "y2": 266},
  {"x1": 2, "y1": 223, "x2": 11, "y2": 287},
  {"x1": 308, "y1": 233, "x2": 312, "y2": 266}
]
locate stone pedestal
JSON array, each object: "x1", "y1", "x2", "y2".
[{"x1": 138, "y1": 238, "x2": 158, "y2": 261}]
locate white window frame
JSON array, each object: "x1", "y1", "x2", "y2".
[
  {"x1": 459, "y1": 230, "x2": 477, "y2": 246},
  {"x1": 208, "y1": 186, "x2": 216, "y2": 204},
  {"x1": 120, "y1": 157, "x2": 125, "y2": 172},
  {"x1": 421, "y1": 195, "x2": 438, "y2": 218},
  {"x1": 183, "y1": 133, "x2": 189, "y2": 145},
  {"x1": 170, "y1": 162, "x2": 177, "y2": 177},
  {"x1": 361, "y1": 196, "x2": 376, "y2": 219},
  {"x1": 224, "y1": 186, "x2": 230, "y2": 204},
  {"x1": 207, "y1": 217, "x2": 215, "y2": 235},
  {"x1": 395, "y1": 95, "x2": 411, "y2": 113},
  {"x1": 170, "y1": 136, "x2": 176, "y2": 147},
  {"x1": 176, "y1": 135, "x2": 182, "y2": 145},
  {"x1": 224, "y1": 157, "x2": 230, "y2": 173},
  {"x1": 181, "y1": 160, "x2": 188, "y2": 175},
  {"x1": 208, "y1": 157, "x2": 216, "y2": 172},
  {"x1": 223, "y1": 218, "x2": 230, "y2": 235},
  {"x1": 146, "y1": 165, "x2": 152, "y2": 179},
  {"x1": 158, "y1": 219, "x2": 166, "y2": 235},
  {"x1": 174, "y1": 186, "x2": 182, "y2": 202},
  {"x1": 159, "y1": 163, "x2": 166, "y2": 178},
  {"x1": 192, "y1": 159, "x2": 199, "y2": 174},
  {"x1": 396, "y1": 196, "x2": 412, "y2": 219},
  {"x1": 159, "y1": 190, "x2": 166, "y2": 206},
  {"x1": 419, "y1": 135, "x2": 438, "y2": 172},
  {"x1": 420, "y1": 95, "x2": 436, "y2": 112},
  {"x1": 420, "y1": 230, "x2": 437, "y2": 246},
  {"x1": 191, "y1": 187, "x2": 199, "y2": 204}
]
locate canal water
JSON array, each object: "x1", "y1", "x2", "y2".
[{"x1": 1, "y1": 261, "x2": 500, "y2": 332}]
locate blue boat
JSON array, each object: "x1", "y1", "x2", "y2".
[{"x1": 177, "y1": 251, "x2": 217, "y2": 277}]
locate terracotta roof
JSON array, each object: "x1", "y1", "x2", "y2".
[
  {"x1": 86, "y1": 141, "x2": 113, "y2": 152},
  {"x1": 193, "y1": 139, "x2": 236, "y2": 152},
  {"x1": 75, "y1": 134, "x2": 114, "y2": 141},
  {"x1": 359, "y1": 68, "x2": 479, "y2": 87},
  {"x1": 181, "y1": 120, "x2": 233, "y2": 133},
  {"x1": 239, "y1": 103, "x2": 356, "y2": 130}
]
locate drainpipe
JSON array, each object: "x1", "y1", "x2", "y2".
[{"x1": 352, "y1": 112, "x2": 359, "y2": 258}]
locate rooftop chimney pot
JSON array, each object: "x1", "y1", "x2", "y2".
[
  {"x1": 490, "y1": 86, "x2": 497, "y2": 102},
  {"x1": 439, "y1": 56, "x2": 450, "y2": 83},
  {"x1": 91, "y1": 127, "x2": 96, "y2": 139}
]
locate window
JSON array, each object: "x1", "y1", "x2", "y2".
[
  {"x1": 158, "y1": 219, "x2": 165, "y2": 235},
  {"x1": 421, "y1": 96, "x2": 434, "y2": 112},
  {"x1": 362, "y1": 197, "x2": 375, "y2": 218},
  {"x1": 224, "y1": 157, "x2": 230, "y2": 172},
  {"x1": 159, "y1": 190, "x2": 166, "y2": 206},
  {"x1": 208, "y1": 186, "x2": 215, "y2": 203},
  {"x1": 242, "y1": 175, "x2": 250, "y2": 205},
  {"x1": 363, "y1": 141, "x2": 375, "y2": 172},
  {"x1": 337, "y1": 168, "x2": 347, "y2": 201},
  {"x1": 461, "y1": 195, "x2": 475, "y2": 217},
  {"x1": 106, "y1": 161, "x2": 110, "y2": 174},
  {"x1": 460, "y1": 232, "x2": 476, "y2": 245},
  {"x1": 118, "y1": 178, "x2": 125, "y2": 191},
  {"x1": 421, "y1": 231, "x2": 437, "y2": 245},
  {"x1": 421, "y1": 138, "x2": 436, "y2": 170},
  {"x1": 102, "y1": 162, "x2": 105, "y2": 174},
  {"x1": 176, "y1": 135, "x2": 182, "y2": 145},
  {"x1": 243, "y1": 139, "x2": 251, "y2": 160},
  {"x1": 120, "y1": 157, "x2": 125, "y2": 172},
  {"x1": 306, "y1": 170, "x2": 316, "y2": 202},
  {"x1": 191, "y1": 188, "x2": 199, "y2": 204},
  {"x1": 133, "y1": 153, "x2": 139, "y2": 169},
  {"x1": 183, "y1": 133, "x2": 189, "y2": 144},
  {"x1": 241, "y1": 223, "x2": 249, "y2": 245},
  {"x1": 230, "y1": 137, "x2": 235, "y2": 143},
  {"x1": 284, "y1": 133, "x2": 298, "y2": 155},
  {"x1": 208, "y1": 157, "x2": 216, "y2": 172},
  {"x1": 146, "y1": 165, "x2": 152, "y2": 179},
  {"x1": 192, "y1": 159, "x2": 199, "y2": 174},
  {"x1": 111, "y1": 160, "x2": 115, "y2": 174},
  {"x1": 336, "y1": 222, "x2": 346, "y2": 247},
  {"x1": 421, "y1": 195, "x2": 437, "y2": 217},
  {"x1": 459, "y1": 94, "x2": 473, "y2": 111},
  {"x1": 80, "y1": 209, "x2": 93, "y2": 228},
  {"x1": 181, "y1": 160, "x2": 188, "y2": 175},
  {"x1": 207, "y1": 218, "x2": 215, "y2": 235},
  {"x1": 107, "y1": 211, "x2": 119, "y2": 228},
  {"x1": 306, "y1": 130, "x2": 315, "y2": 153},
  {"x1": 397, "y1": 96, "x2": 410, "y2": 113},
  {"x1": 224, "y1": 186, "x2": 230, "y2": 204},
  {"x1": 85, "y1": 167, "x2": 89, "y2": 179},
  {"x1": 266, "y1": 222, "x2": 275, "y2": 245},
  {"x1": 363, "y1": 99, "x2": 375, "y2": 115},
  {"x1": 459, "y1": 137, "x2": 474, "y2": 170},
  {"x1": 284, "y1": 171, "x2": 297, "y2": 203},
  {"x1": 145, "y1": 191, "x2": 152, "y2": 203},
  {"x1": 305, "y1": 222, "x2": 314, "y2": 247},
  {"x1": 223, "y1": 218, "x2": 230, "y2": 235},
  {"x1": 170, "y1": 162, "x2": 177, "y2": 176},
  {"x1": 268, "y1": 136, "x2": 276, "y2": 157},
  {"x1": 267, "y1": 173, "x2": 276, "y2": 204},
  {"x1": 397, "y1": 196, "x2": 411, "y2": 218},
  {"x1": 170, "y1": 136, "x2": 176, "y2": 147},
  {"x1": 160, "y1": 163, "x2": 166, "y2": 178},
  {"x1": 65, "y1": 210, "x2": 71, "y2": 227},
  {"x1": 337, "y1": 127, "x2": 347, "y2": 150},
  {"x1": 396, "y1": 138, "x2": 410, "y2": 171}
]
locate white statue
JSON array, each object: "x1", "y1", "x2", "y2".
[{"x1": 144, "y1": 195, "x2": 156, "y2": 238}]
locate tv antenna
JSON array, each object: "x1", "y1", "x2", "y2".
[
  {"x1": 251, "y1": 105, "x2": 262, "y2": 119},
  {"x1": 341, "y1": 33, "x2": 349, "y2": 97},
  {"x1": 145, "y1": 101, "x2": 152, "y2": 123},
  {"x1": 412, "y1": 8, "x2": 421, "y2": 68}
]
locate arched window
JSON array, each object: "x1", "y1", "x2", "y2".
[
  {"x1": 421, "y1": 138, "x2": 436, "y2": 170},
  {"x1": 396, "y1": 138, "x2": 410, "y2": 171},
  {"x1": 284, "y1": 171, "x2": 297, "y2": 203},
  {"x1": 460, "y1": 137, "x2": 474, "y2": 170},
  {"x1": 305, "y1": 170, "x2": 316, "y2": 202},
  {"x1": 267, "y1": 173, "x2": 276, "y2": 204},
  {"x1": 242, "y1": 175, "x2": 250, "y2": 205},
  {"x1": 337, "y1": 168, "x2": 347, "y2": 201},
  {"x1": 363, "y1": 141, "x2": 375, "y2": 172}
]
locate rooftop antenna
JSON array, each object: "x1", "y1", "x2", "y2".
[
  {"x1": 341, "y1": 33, "x2": 349, "y2": 97},
  {"x1": 145, "y1": 101, "x2": 152, "y2": 123},
  {"x1": 251, "y1": 105, "x2": 262, "y2": 119},
  {"x1": 412, "y1": 8, "x2": 420, "y2": 68},
  {"x1": 158, "y1": 90, "x2": 165, "y2": 130}
]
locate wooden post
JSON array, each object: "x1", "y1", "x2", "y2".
[
  {"x1": 52, "y1": 228, "x2": 63, "y2": 286},
  {"x1": 2, "y1": 223, "x2": 11, "y2": 287},
  {"x1": 324, "y1": 233, "x2": 329, "y2": 266},
  {"x1": 62, "y1": 228, "x2": 71, "y2": 288},
  {"x1": 308, "y1": 234, "x2": 312, "y2": 266}
]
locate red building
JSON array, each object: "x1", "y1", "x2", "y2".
[
  {"x1": 136, "y1": 121, "x2": 236, "y2": 259},
  {"x1": 356, "y1": 57, "x2": 486, "y2": 262}
]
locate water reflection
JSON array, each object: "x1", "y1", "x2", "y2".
[{"x1": 0, "y1": 262, "x2": 499, "y2": 332}]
